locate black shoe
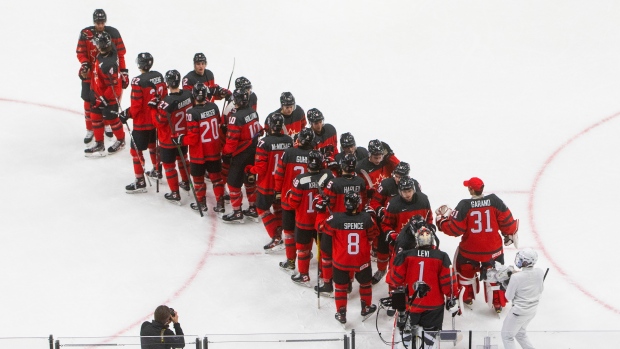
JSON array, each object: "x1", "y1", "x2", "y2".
[
  {"x1": 126, "y1": 177, "x2": 147, "y2": 194},
  {"x1": 84, "y1": 130, "x2": 94, "y2": 144},
  {"x1": 104, "y1": 125, "x2": 114, "y2": 138},
  {"x1": 222, "y1": 210, "x2": 244, "y2": 224},
  {"x1": 179, "y1": 180, "x2": 190, "y2": 191},
  {"x1": 85, "y1": 141, "x2": 106, "y2": 157},
  {"x1": 107, "y1": 139, "x2": 125, "y2": 155},
  {"x1": 335, "y1": 307, "x2": 347, "y2": 324},
  {"x1": 243, "y1": 206, "x2": 259, "y2": 222},
  {"x1": 164, "y1": 191, "x2": 181, "y2": 205}
]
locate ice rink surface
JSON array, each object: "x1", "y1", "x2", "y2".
[{"x1": 1, "y1": 1, "x2": 619, "y2": 348}]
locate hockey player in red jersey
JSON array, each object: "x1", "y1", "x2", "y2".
[
  {"x1": 321, "y1": 192, "x2": 380, "y2": 324},
  {"x1": 154, "y1": 70, "x2": 193, "y2": 204},
  {"x1": 334, "y1": 132, "x2": 369, "y2": 164},
  {"x1": 173, "y1": 83, "x2": 225, "y2": 213},
  {"x1": 119, "y1": 53, "x2": 167, "y2": 192},
  {"x1": 388, "y1": 226, "x2": 461, "y2": 348},
  {"x1": 77, "y1": 9, "x2": 127, "y2": 144},
  {"x1": 368, "y1": 162, "x2": 418, "y2": 221},
  {"x1": 263, "y1": 92, "x2": 306, "y2": 138},
  {"x1": 307, "y1": 108, "x2": 338, "y2": 159},
  {"x1": 84, "y1": 31, "x2": 126, "y2": 157},
  {"x1": 182, "y1": 53, "x2": 233, "y2": 104},
  {"x1": 274, "y1": 128, "x2": 316, "y2": 274},
  {"x1": 375, "y1": 176, "x2": 433, "y2": 285},
  {"x1": 221, "y1": 89, "x2": 263, "y2": 223},
  {"x1": 314, "y1": 153, "x2": 368, "y2": 296},
  {"x1": 245, "y1": 113, "x2": 294, "y2": 251},
  {"x1": 436, "y1": 177, "x2": 519, "y2": 313},
  {"x1": 288, "y1": 150, "x2": 333, "y2": 287},
  {"x1": 234, "y1": 77, "x2": 257, "y2": 110},
  {"x1": 356, "y1": 139, "x2": 401, "y2": 196}
]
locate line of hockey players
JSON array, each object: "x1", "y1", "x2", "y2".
[{"x1": 77, "y1": 9, "x2": 543, "y2": 348}]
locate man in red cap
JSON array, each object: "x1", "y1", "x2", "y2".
[{"x1": 434, "y1": 177, "x2": 519, "y2": 313}]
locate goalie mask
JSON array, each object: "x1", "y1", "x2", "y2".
[
  {"x1": 515, "y1": 248, "x2": 538, "y2": 268},
  {"x1": 415, "y1": 226, "x2": 434, "y2": 248}
]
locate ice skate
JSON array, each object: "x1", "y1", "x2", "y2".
[
  {"x1": 243, "y1": 206, "x2": 259, "y2": 223},
  {"x1": 125, "y1": 177, "x2": 147, "y2": 194},
  {"x1": 279, "y1": 259, "x2": 296, "y2": 275},
  {"x1": 314, "y1": 280, "x2": 334, "y2": 298},
  {"x1": 291, "y1": 273, "x2": 311, "y2": 288},
  {"x1": 361, "y1": 301, "x2": 377, "y2": 322},
  {"x1": 164, "y1": 191, "x2": 181, "y2": 206},
  {"x1": 190, "y1": 199, "x2": 208, "y2": 212},
  {"x1": 213, "y1": 199, "x2": 226, "y2": 215},
  {"x1": 85, "y1": 141, "x2": 106, "y2": 158},
  {"x1": 104, "y1": 124, "x2": 113, "y2": 138},
  {"x1": 335, "y1": 307, "x2": 347, "y2": 325},
  {"x1": 222, "y1": 210, "x2": 244, "y2": 224},
  {"x1": 84, "y1": 130, "x2": 94, "y2": 144},
  {"x1": 179, "y1": 180, "x2": 190, "y2": 192},
  {"x1": 107, "y1": 139, "x2": 125, "y2": 155},
  {"x1": 263, "y1": 236, "x2": 284, "y2": 254}
]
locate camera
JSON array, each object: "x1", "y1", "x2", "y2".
[
  {"x1": 379, "y1": 286, "x2": 407, "y2": 311},
  {"x1": 169, "y1": 308, "x2": 176, "y2": 317}
]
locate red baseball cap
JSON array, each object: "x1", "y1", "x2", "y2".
[{"x1": 463, "y1": 177, "x2": 484, "y2": 191}]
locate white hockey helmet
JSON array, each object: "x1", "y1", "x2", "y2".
[
  {"x1": 515, "y1": 248, "x2": 538, "y2": 268},
  {"x1": 415, "y1": 226, "x2": 434, "y2": 248}
]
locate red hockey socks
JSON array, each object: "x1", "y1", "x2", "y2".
[
  {"x1": 130, "y1": 148, "x2": 145, "y2": 176},
  {"x1": 335, "y1": 282, "x2": 349, "y2": 310},
  {"x1": 257, "y1": 207, "x2": 280, "y2": 238},
  {"x1": 228, "y1": 185, "x2": 242, "y2": 210},
  {"x1": 163, "y1": 162, "x2": 179, "y2": 192},
  {"x1": 296, "y1": 243, "x2": 313, "y2": 275},
  {"x1": 283, "y1": 229, "x2": 296, "y2": 260},
  {"x1": 192, "y1": 175, "x2": 206, "y2": 202},
  {"x1": 208, "y1": 172, "x2": 224, "y2": 201}
]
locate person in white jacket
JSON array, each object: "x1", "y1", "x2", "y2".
[{"x1": 501, "y1": 248, "x2": 545, "y2": 349}]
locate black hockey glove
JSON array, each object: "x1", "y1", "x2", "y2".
[
  {"x1": 381, "y1": 141, "x2": 394, "y2": 158},
  {"x1": 413, "y1": 281, "x2": 430, "y2": 298},
  {"x1": 244, "y1": 165, "x2": 256, "y2": 184},
  {"x1": 118, "y1": 109, "x2": 129, "y2": 124},
  {"x1": 376, "y1": 207, "x2": 385, "y2": 221},
  {"x1": 172, "y1": 134, "x2": 184, "y2": 146},
  {"x1": 364, "y1": 206, "x2": 377, "y2": 220},
  {"x1": 313, "y1": 195, "x2": 328, "y2": 213},
  {"x1": 445, "y1": 297, "x2": 461, "y2": 317},
  {"x1": 147, "y1": 97, "x2": 159, "y2": 109},
  {"x1": 121, "y1": 69, "x2": 130, "y2": 89},
  {"x1": 385, "y1": 230, "x2": 397, "y2": 246},
  {"x1": 221, "y1": 153, "x2": 232, "y2": 164}
]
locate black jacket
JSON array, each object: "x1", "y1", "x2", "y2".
[{"x1": 140, "y1": 320, "x2": 185, "y2": 349}]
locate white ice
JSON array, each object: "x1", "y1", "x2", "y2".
[{"x1": 1, "y1": 1, "x2": 619, "y2": 348}]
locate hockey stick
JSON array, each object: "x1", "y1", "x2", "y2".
[
  {"x1": 543, "y1": 268, "x2": 549, "y2": 281},
  {"x1": 165, "y1": 112, "x2": 204, "y2": 217},
  {"x1": 317, "y1": 226, "x2": 321, "y2": 309},
  {"x1": 359, "y1": 169, "x2": 375, "y2": 190},
  {"x1": 221, "y1": 58, "x2": 235, "y2": 111},
  {"x1": 109, "y1": 83, "x2": 152, "y2": 187}
]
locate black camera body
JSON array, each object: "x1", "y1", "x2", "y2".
[
  {"x1": 169, "y1": 308, "x2": 176, "y2": 317},
  {"x1": 380, "y1": 286, "x2": 408, "y2": 312}
]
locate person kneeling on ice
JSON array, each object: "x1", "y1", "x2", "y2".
[
  {"x1": 319, "y1": 192, "x2": 380, "y2": 324},
  {"x1": 388, "y1": 225, "x2": 461, "y2": 349},
  {"x1": 497, "y1": 248, "x2": 545, "y2": 349}
]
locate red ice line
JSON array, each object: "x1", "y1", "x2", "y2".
[
  {"x1": 528, "y1": 112, "x2": 620, "y2": 316},
  {"x1": 3, "y1": 98, "x2": 619, "y2": 342}
]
